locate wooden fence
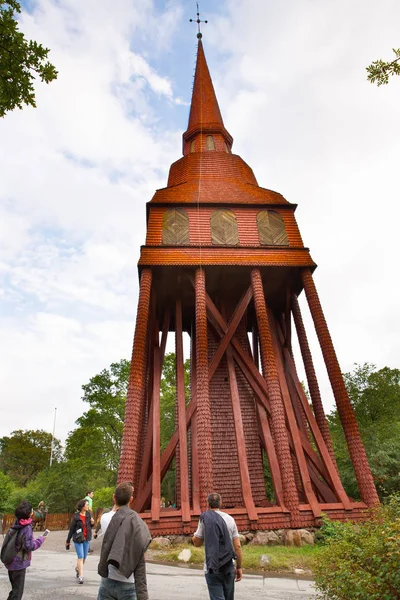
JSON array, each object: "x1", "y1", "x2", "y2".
[{"x1": 1, "y1": 513, "x2": 73, "y2": 534}]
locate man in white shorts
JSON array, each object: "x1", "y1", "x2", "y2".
[{"x1": 192, "y1": 492, "x2": 242, "y2": 600}]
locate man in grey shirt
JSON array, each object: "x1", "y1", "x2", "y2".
[
  {"x1": 193, "y1": 492, "x2": 242, "y2": 600},
  {"x1": 97, "y1": 482, "x2": 151, "y2": 600}
]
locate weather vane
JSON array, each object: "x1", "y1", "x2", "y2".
[{"x1": 189, "y1": 2, "x2": 208, "y2": 39}]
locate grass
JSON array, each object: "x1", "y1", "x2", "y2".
[{"x1": 150, "y1": 544, "x2": 320, "y2": 573}]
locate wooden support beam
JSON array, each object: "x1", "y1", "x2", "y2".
[
  {"x1": 291, "y1": 293, "x2": 337, "y2": 468},
  {"x1": 251, "y1": 269, "x2": 300, "y2": 526},
  {"x1": 301, "y1": 268, "x2": 379, "y2": 506},
  {"x1": 208, "y1": 286, "x2": 253, "y2": 378},
  {"x1": 269, "y1": 311, "x2": 321, "y2": 518},
  {"x1": 255, "y1": 401, "x2": 286, "y2": 509},
  {"x1": 138, "y1": 306, "x2": 170, "y2": 496},
  {"x1": 195, "y1": 268, "x2": 213, "y2": 509},
  {"x1": 190, "y1": 328, "x2": 200, "y2": 514},
  {"x1": 151, "y1": 327, "x2": 161, "y2": 522},
  {"x1": 119, "y1": 269, "x2": 152, "y2": 485},
  {"x1": 225, "y1": 344, "x2": 258, "y2": 521},
  {"x1": 283, "y1": 347, "x2": 352, "y2": 510},
  {"x1": 176, "y1": 298, "x2": 191, "y2": 523}
]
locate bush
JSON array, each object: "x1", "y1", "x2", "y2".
[{"x1": 314, "y1": 495, "x2": 400, "y2": 599}]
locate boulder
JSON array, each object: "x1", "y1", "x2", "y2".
[
  {"x1": 238, "y1": 534, "x2": 247, "y2": 546},
  {"x1": 284, "y1": 530, "x2": 295, "y2": 547},
  {"x1": 299, "y1": 529, "x2": 314, "y2": 546},
  {"x1": 250, "y1": 531, "x2": 280, "y2": 546},
  {"x1": 245, "y1": 532, "x2": 254, "y2": 542}
]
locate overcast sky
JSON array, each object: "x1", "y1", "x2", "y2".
[{"x1": 1, "y1": 0, "x2": 399, "y2": 444}]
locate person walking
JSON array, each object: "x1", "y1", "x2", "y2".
[
  {"x1": 3, "y1": 500, "x2": 46, "y2": 600},
  {"x1": 84, "y1": 490, "x2": 95, "y2": 552},
  {"x1": 97, "y1": 481, "x2": 151, "y2": 600},
  {"x1": 192, "y1": 492, "x2": 242, "y2": 600},
  {"x1": 65, "y1": 498, "x2": 93, "y2": 584}
]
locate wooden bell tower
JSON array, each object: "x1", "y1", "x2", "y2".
[{"x1": 118, "y1": 37, "x2": 378, "y2": 535}]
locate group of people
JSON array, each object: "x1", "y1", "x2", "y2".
[{"x1": 3, "y1": 485, "x2": 242, "y2": 600}]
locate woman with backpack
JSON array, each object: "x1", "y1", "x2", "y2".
[
  {"x1": 65, "y1": 498, "x2": 93, "y2": 584},
  {"x1": 1, "y1": 500, "x2": 46, "y2": 600}
]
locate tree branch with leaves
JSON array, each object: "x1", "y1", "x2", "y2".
[
  {"x1": 0, "y1": 0, "x2": 57, "y2": 117},
  {"x1": 367, "y1": 47, "x2": 400, "y2": 86}
]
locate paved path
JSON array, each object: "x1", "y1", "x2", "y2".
[{"x1": 0, "y1": 532, "x2": 317, "y2": 599}]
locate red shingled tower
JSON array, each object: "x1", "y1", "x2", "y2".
[{"x1": 118, "y1": 38, "x2": 378, "y2": 534}]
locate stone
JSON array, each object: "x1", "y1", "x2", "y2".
[
  {"x1": 245, "y1": 532, "x2": 254, "y2": 542},
  {"x1": 294, "y1": 568, "x2": 305, "y2": 575},
  {"x1": 238, "y1": 534, "x2": 247, "y2": 545},
  {"x1": 150, "y1": 537, "x2": 171, "y2": 549},
  {"x1": 178, "y1": 548, "x2": 191, "y2": 563},
  {"x1": 299, "y1": 529, "x2": 314, "y2": 546},
  {"x1": 284, "y1": 530, "x2": 294, "y2": 547},
  {"x1": 259, "y1": 554, "x2": 270, "y2": 568},
  {"x1": 250, "y1": 531, "x2": 280, "y2": 546}
]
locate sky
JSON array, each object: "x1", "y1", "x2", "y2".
[{"x1": 1, "y1": 0, "x2": 399, "y2": 444}]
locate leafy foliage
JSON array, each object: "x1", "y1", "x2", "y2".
[
  {"x1": 314, "y1": 496, "x2": 400, "y2": 599},
  {"x1": 0, "y1": 429, "x2": 62, "y2": 486},
  {"x1": 328, "y1": 363, "x2": 400, "y2": 499},
  {"x1": 0, "y1": 471, "x2": 14, "y2": 512},
  {"x1": 65, "y1": 360, "x2": 130, "y2": 478},
  {"x1": 366, "y1": 48, "x2": 400, "y2": 86},
  {"x1": 0, "y1": 0, "x2": 57, "y2": 117}
]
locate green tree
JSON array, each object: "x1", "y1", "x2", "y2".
[
  {"x1": 328, "y1": 363, "x2": 400, "y2": 499},
  {"x1": 367, "y1": 47, "x2": 400, "y2": 85},
  {"x1": 0, "y1": 470, "x2": 14, "y2": 512},
  {"x1": 0, "y1": 1, "x2": 57, "y2": 117},
  {"x1": 65, "y1": 360, "x2": 130, "y2": 477},
  {"x1": 0, "y1": 429, "x2": 62, "y2": 486}
]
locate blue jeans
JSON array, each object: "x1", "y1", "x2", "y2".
[
  {"x1": 97, "y1": 577, "x2": 137, "y2": 600},
  {"x1": 74, "y1": 541, "x2": 90, "y2": 560},
  {"x1": 205, "y1": 568, "x2": 235, "y2": 600}
]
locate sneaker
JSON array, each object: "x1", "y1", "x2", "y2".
[{"x1": 78, "y1": 577, "x2": 84, "y2": 584}]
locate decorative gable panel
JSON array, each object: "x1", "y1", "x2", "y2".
[
  {"x1": 162, "y1": 208, "x2": 190, "y2": 245},
  {"x1": 257, "y1": 210, "x2": 289, "y2": 246},
  {"x1": 211, "y1": 209, "x2": 239, "y2": 245}
]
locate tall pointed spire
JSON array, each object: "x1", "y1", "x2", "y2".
[{"x1": 183, "y1": 40, "x2": 233, "y2": 153}]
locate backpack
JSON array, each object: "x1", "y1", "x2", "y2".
[{"x1": 1, "y1": 528, "x2": 26, "y2": 566}]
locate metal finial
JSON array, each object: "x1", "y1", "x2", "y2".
[{"x1": 189, "y1": 2, "x2": 208, "y2": 38}]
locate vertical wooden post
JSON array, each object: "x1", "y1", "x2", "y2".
[
  {"x1": 195, "y1": 268, "x2": 213, "y2": 509},
  {"x1": 291, "y1": 293, "x2": 337, "y2": 467},
  {"x1": 191, "y1": 326, "x2": 200, "y2": 514},
  {"x1": 176, "y1": 298, "x2": 191, "y2": 522},
  {"x1": 119, "y1": 269, "x2": 152, "y2": 486},
  {"x1": 251, "y1": 268, "x2": 300, "y2": 526},
  {"x1": 226, "y1": 344, "x2": 258, "y2": 521},
  {"x1": 301, "y1": 268, "x2": 379, "y2": 506},
  {"x1": 151, "y1": 325, "x2": 161, "y2": 521}
]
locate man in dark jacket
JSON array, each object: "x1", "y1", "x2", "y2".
[
  {"x1": 4, "y1": 500, "x2": 45, "y2": 600},
  {"x1": 192, "y1": 492, "x2": 242, "y2": 600},
  {"x1": 97, "y1": 481, "x2": 151, "y2": 600}
]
